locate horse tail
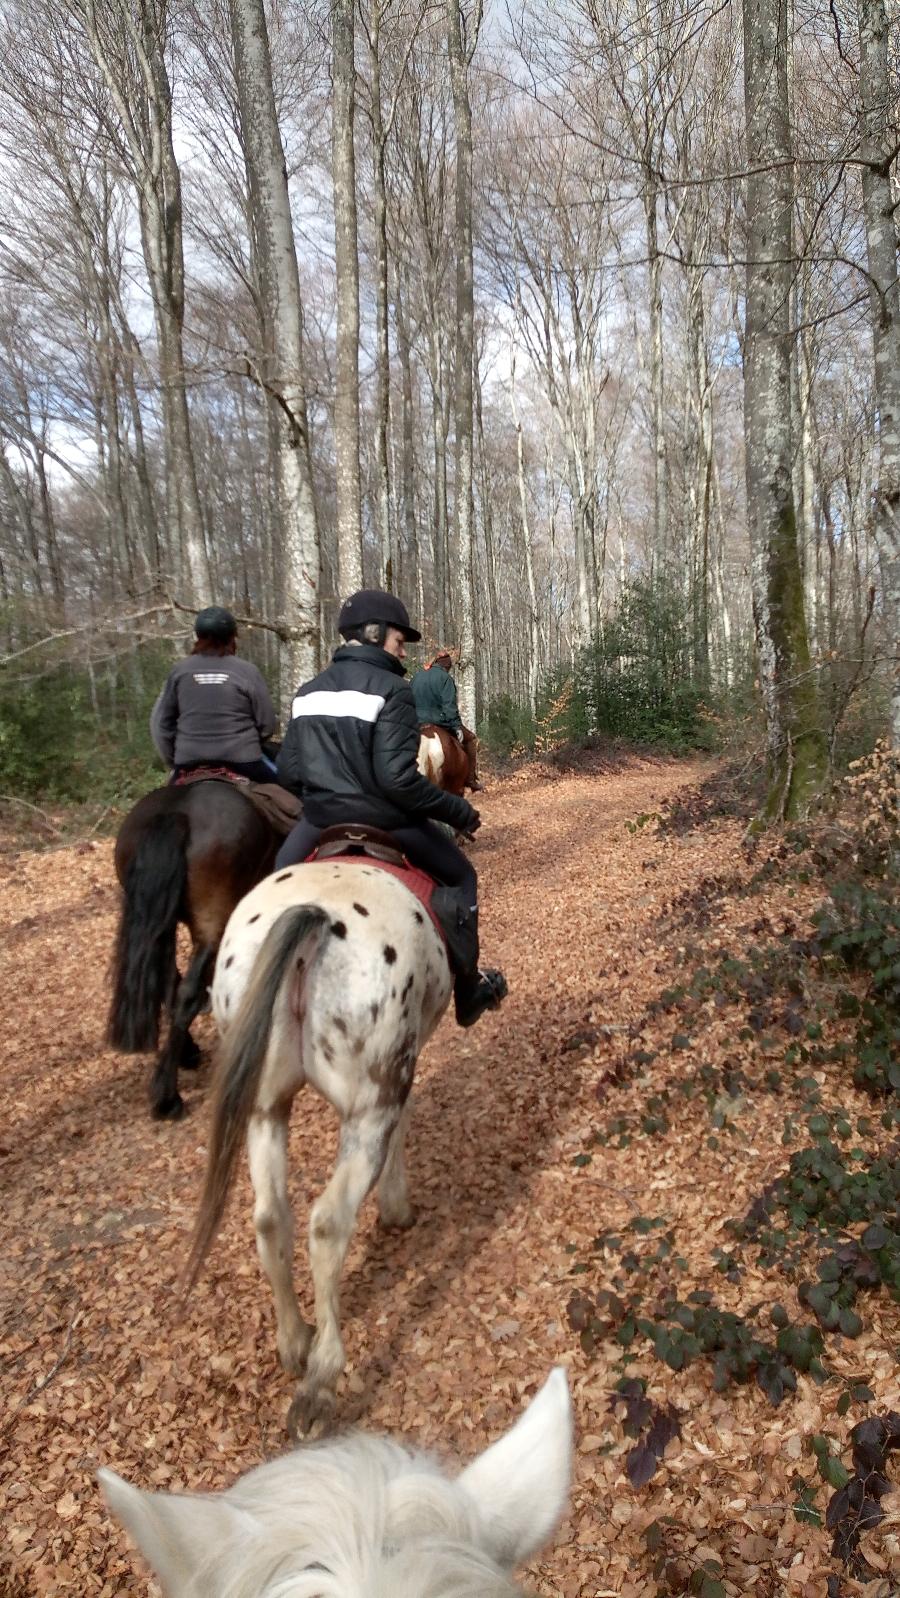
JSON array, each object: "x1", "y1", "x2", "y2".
[
  {"x1": 184, "y1": 903, "x2": 331, "y2": 1293},
  {"x1": 106, "y1": 811, "x2": 190, "y2": 1053}
]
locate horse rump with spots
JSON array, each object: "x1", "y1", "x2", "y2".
[
  {"x1": 106, "y1": 779, "x2": 280, "y2": 1119},
  {"x1": 101, "y1": 1368, "x2": 572, "y2": 1597},
  {"x1": 185, "y1": 832, "x2": 455, "y2": 1434}
]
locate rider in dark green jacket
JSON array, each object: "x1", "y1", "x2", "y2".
[
  {"x1": 411, "y1": 656, "x2": 463, "y2": 734},
  {"x1": 411, "y1": 649, "x2": 483, "y2": 790}
]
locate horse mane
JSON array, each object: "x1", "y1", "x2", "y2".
[{"x1": 185, "y1": 1436, "x2": 522, "y2": 1598}]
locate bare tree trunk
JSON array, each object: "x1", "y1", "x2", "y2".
[
  {"x1": 446, "y1": 0, "x2": 479, "y2": 724},
  {"x1": 428, "y1": 324, "x2": 450, "y2": 641},
  {"x1": 332, "y1": 0, "x2": 363, "y2": 593},
  {"x1": 474, "y1": 359, "x2": 503, "y2": 703},
  {"x1": 645, "y1": 183, "x2": 669, "y2": 578},
  {"x1": 686, "y1": 263, "x2": 713, "y2": 681},
  {"x1": 857, "y1": 0, "x2": 900, "y2": 759},
  {"x1": 367, "y1": 3, "x2": 392, "y2": 588},
  {"x1": 81, "y1": 0, "x2": 208, "y2": 602},
  {"x1": 711, "y1": 455, "x2": 734, "y2": 689},
  {"x1": 395, "y1": 269, "x2": 421, "y2": 615},
  {"x1": 795, "y1": 328, "x2": 821, "y2": 654},
  {"x1": 229, "y1": 0, "x2": 320, "y2": 702},
  {"x1": 509, "y1": 351, "x2": 541, "y2": 711},
  {"x1": 742, "y1": 0, "x2": 826, "y2": 818}
]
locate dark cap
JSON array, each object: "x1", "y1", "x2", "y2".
[
  {"x1": 194, "y1": 605, "x2": 238, "y2": 642},
  {"x1": 337, "y1": 590, "x2": 422, "y2": 642}
]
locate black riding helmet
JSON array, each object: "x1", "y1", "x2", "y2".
[
  {"x1": 338, "y1": 590, "x2": 422, "y2": 642},
  {"x1": 195, "y1": 605, "x2": 238, "y2": 643}
]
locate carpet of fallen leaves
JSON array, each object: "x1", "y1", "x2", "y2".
[{"x1": 1, "y1": 753, "x2": 898, "y2": 1597}]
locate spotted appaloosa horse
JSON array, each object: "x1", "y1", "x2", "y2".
[
  {"x1": 107, "y1": 781, "x2": 279, "y2": 1119},
  {"x1": 100, "y1": 1369, "x2": 573, "y2": 1598},
  {"x1": 186, "y1": 857, "x2": 452, "y2": 1434},
  {"x1": 417, "y1": 723, "x2": 469, "y2": 797}
]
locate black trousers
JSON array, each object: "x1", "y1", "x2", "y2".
[{"x1": 275, "y1": 817, "x2": 477, "y2": 909}]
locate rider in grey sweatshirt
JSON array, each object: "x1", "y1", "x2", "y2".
[{"x1": 150, "y1": 607, "x2": 277, "y2": 781}]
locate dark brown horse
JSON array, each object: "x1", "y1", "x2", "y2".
[{"x1": 107, "y1": 781, "x2": 279, "y2": 1118}]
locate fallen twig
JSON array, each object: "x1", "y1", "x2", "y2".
[
  {"x1": 0, "y1": 795, "x2": 63, "y2": 836},
  {"x1": 4, "y1": 1310, "x2": 81, "y2": 1429}
]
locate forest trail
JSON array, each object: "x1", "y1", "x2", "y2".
[{"x1": 1, "y1": 754, "x2": 897, "y2": 1596}]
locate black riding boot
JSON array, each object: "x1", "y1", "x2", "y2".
[
  {"x1": 454, "y1": 967, "x2": 508, "y2": 1027},
  {"x1": 430, "y1": 886, "x2": 508, "y2": 1028}
]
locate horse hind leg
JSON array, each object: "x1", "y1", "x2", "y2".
[
  {"x1": 288, "y1": 1109, "x2": 394, "y2": 1438},
  {"x1": 170, "y1": 944, "x2": 216, "y2": 1069},
  {"x1": 247, "y1": 1108, "x2": 313, "y2": 1376},
  {"x1": 148, "y1": 945, "x2": 215, "y2": 1117},
  {"x1": 377, "y1": 1097, "x2": 415, "y2": 1229}
]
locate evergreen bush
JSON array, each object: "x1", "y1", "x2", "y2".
[
  {"x1": 0, "y1": 644, "x2": 171, "y2": 805},
  {"x1": 479, "y1": 580, "x2": 720, "y2": 757}
]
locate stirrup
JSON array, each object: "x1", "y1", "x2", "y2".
[{"x1": 455, "y1": 968, "x2": 508, "y2": 1028}]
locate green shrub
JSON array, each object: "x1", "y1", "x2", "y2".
[
  {"x1": 0, "y1": 643, "x2": 172, "y2": 805},
  {"x1": 479, "y1": 692, "x2": 537, "y2": 758},
  {"x1": 577, "y1": 581, "x2": 719, "y2": 749},
  {"x1": 480, "y1": 581, "x2": 723, "y2": 757}
]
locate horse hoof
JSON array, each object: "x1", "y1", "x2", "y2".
[
  {"x1": 152, "y1": 1094, "x2": 186, "y2": 1121},
  {"x1": 287, "y1": 1385, "x2": 336, "y2": 1441},
  {"x1": 379, "y1": 1205, "x2": 416, "y2": 1231}
]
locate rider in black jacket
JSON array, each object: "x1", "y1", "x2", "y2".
[{"x1": 276, "y1": 590, "x2": 507, "y2": 1028}]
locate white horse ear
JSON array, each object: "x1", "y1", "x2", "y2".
[
  {"x1": 99, "y1": 1468, "x2": 249, "y2": 1596},
  {"x1": 457, "y1": 1367, "x2": 573, "y2": 1568}
]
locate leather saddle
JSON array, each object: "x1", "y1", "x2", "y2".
[
  {"x1": 306, "y1": 824, "x2": 477, "y2": 976},
  {"x1": 172, "y1": 767, "x2": 300, "y2": 837},
  {"x1": 310, "y1": 823, "x2": 408, "y2": 869}
]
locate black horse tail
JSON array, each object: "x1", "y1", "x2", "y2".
[
  {"x1": 184, "y1": 904, "x2": 331, "y2": 1293},
  {"x1": 106, "y1": 812, "x2": 190, "y2": 1053}
]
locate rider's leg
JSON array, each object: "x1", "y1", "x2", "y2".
[
  {"x1": 275, "y1": 818, "x2": 323, "y2": 869},
  {"x1": 388, "y1": 821, "x2": 506, "y2": 1027},
  {"x1": 389, "y1": 819, "x2": 476, "y2": 899},
  {"x1": 460, "y1": 726, "x2": 483, "y2": 791}
]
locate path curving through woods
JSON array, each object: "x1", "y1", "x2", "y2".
[{"x1": 1, "y1": 755, "x2": 724, "y2": 1594}]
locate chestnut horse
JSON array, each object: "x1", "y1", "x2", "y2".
[
  {"x1": 417, "y1": 724, "x2": 468, "y2": 796},
  {"x1": 107, "y1": 781, "x2": 279, "y2": 1119}
]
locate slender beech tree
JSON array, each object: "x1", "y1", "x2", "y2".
[
  {"x1": 741, "y1": 0, "x2": 827, "y2": 816},
  {"x1": 364, "y1": 0, "x2": 393, "y2": 587},
  {"x1": 229, "y1": 0, "x2": 321, "y2": 698},
  {"x1": 856, "y1": 0, "x2": 900, "y2": 760},
  {"x1": 446, "y1": 0, "x2": 480, "y2": 724},
  {"x1": 360, "y1": 0, "x2": 425, "y2": 591},
  {"x1": 509, "y1": 337, "x2": 542, "y2": 710},
  {"x1": 332, "y1": 0, "x2": 363, "y2": 594},
  {"x1": 77, "y1": 0, "x2": 208, "y2": 602}
]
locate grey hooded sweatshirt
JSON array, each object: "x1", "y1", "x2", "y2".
[{"x1": 150, "y1": 655, "x2": 276, "y2": 768}]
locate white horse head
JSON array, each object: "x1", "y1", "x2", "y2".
[{"x1": 100, "y1": 1368, "x2": 573, "y2": 1597}]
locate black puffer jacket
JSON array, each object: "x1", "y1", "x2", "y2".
[{"x1": 277, "y1": 643, "x2": 477, "y2": 832}]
